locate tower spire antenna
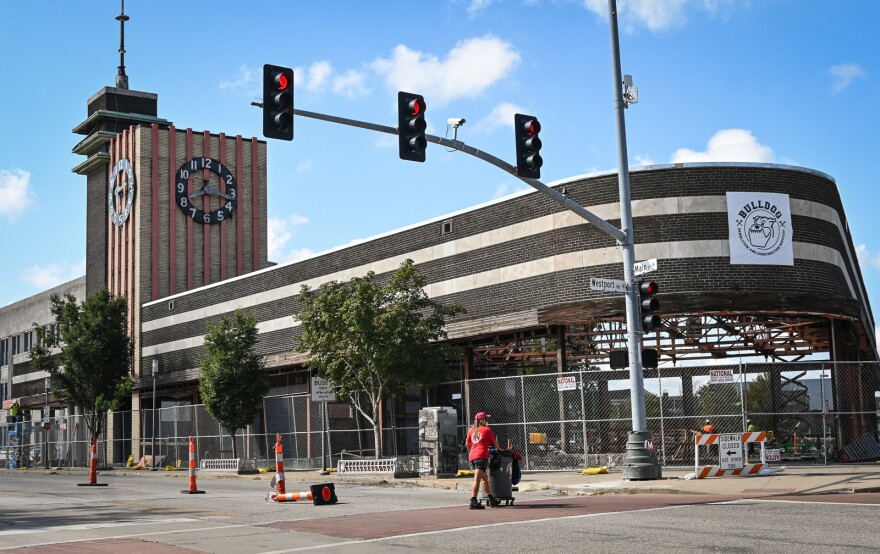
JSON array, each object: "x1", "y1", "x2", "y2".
[{"x1": 115, "y1": 0, "x2": 129, "y2": 89}]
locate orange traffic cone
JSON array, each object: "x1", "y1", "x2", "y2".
[
  {"x1": 181, "y1": 436, "x2": 205, "y2": 494},
  {"x1": 275, "y1": 433, "x2": 286, "y2": 496},
  {"x1": 78, "y1": 437, "x2": 108, "y2": 487},
  {"x1": 271, "y1": 490, "x2": 313, "y2": 502}
]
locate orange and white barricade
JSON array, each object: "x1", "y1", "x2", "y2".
[
  {"x1": 77, "y1": 437, "x2": 108, "y2": 487},
  {"x1": 694, "y1": 431, "x2": 768, "y2": 479},
  {"x1": 181, "y1": 436, "x2": 206, "y2": 494},
  {"x1": 271, "y1": 490, "x2": 313, "y2": 502}
]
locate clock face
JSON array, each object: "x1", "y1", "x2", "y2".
[
  {"x1": 175, "y1": 157, "x2": 237, "y2": 224},
  {"x1": 108, "y1": 158, "x2": 136, "y2": 227}
]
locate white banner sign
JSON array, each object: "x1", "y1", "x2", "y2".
[
  {"x1": 556, "y1": 375, "x2": 577, "y2": 391},
  {"x1": 727, "y1": 192, "x2": 794, "y2": 266},
  {"x1": 709, "y1": 369, "x2": 735, "y2": 384},
  {"x1": 765, "y1": 448, "x2": 781, "y2": 462}
]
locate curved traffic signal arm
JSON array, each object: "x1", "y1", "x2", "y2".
[
  {"x1": 514, "y1": 113, "x2": 543, "y2": 179},
  {"x1": 639, "y1": 280, "x2": 661, "y2": 331},
  {"x1": 263, "y1": 64, "x2": 294, "y2": 141},
  {"x1": 398, "y1": 91, "x2": 427, "y2": 162}
]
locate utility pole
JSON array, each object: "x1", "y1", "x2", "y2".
[
  {"x1": 607, "y1": 0, "x2": 661, "y2": 480},
  {"x1": 151, "y1": 359, "x2": 158, "y2": 471}
]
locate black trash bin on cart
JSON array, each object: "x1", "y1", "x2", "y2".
[{"x1": 483, "y1": 448, "x2": 515, "y2": 507}]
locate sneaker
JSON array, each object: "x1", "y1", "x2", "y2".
[{"x1": 469, "y1": 497, "x2": 485, "y2": 510}]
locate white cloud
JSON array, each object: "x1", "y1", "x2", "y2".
[
  {"x1": 268, "y1": 215, "x2": 313, "y2": 263},
  {"x1": 219, "y1": 65, "x2": 259, "y2": 93},
  {"x1": 828, "y1": 63, "x2": 866, "y2": 94},
  {"x1": 475, "y1": 102, "x2": 527, "y2": 133},
  {"x1": 20, "y1": 258, "x2": 84, "y2": 289},
  {"x1": 332, "y1": 69, "x2": 368, "y2": 98},
  {"x1": 856, "y1": 244, "x2": 880, "y2": 271},
  {"x1": 305, "y1": 61, "x2": 333, "y2": 92},
  {"x1": 670, "y1": 129, "x2": 774, "y2": 163},
  {"x1": 0, "y1": 168, "x2": 34, "y2": 219},
  {"x1": 582, "y1": 0, "x2": 738, "y2": 33},
  {"x1": 633, "y1": 154, "x2": 655, "y2": 166},
  {"x1": 296, "y1": 160, "x2": 313, "y2": 173},
  {"x1": 293, "y1": 61, "x2": 369, "y2": 99},
  {"x1": 491, "y1": 181, "x2": 530, "y2": 199},
  {"x1": 371, "y1": 35, "x2": 521, "y2": 106},
  {"x1": 467, "y1": 0, "x2": 494, "y2": 16}
]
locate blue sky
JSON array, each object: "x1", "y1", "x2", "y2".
[{"x1": 0, "y1": 0, "x2": 877, "y2": 344}]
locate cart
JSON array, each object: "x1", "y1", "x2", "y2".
[{"x1": 482, "y1": 449, "x2": 515, "y2": 507}]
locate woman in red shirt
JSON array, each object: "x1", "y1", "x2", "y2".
[{"x1": 465, "y1": 411, "x2": 503, "y2": 510}]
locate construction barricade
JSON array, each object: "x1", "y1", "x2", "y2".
[
  {"x1": 267, "y1": 433, "x2": 337, "y2": 505},
  {"x1": 694, "y1": 431, "x2": 769, "y2": 479}
]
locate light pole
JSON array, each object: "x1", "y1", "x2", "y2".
[
  {"x1": 151, "y1": 359, "x2": 158, "y2": 471},
  {"x1": 43, "y1": 377, "x2": 50, "y2": 469},
  {"x1": 608, "y1": 0, "x2": 661, "y2": 480}
]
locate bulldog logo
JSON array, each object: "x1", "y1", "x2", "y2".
[{"x1": 735, "y1": 199, "x2": 788, "y2": 256}]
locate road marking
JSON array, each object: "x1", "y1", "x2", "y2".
[
  {"x1": 0, "y1": 523, "x2": 250, "y2": 550},
  {"x1": 260, "y1": 503, "x2": 699, "y2": 553},
  {"x1": 0, "y1": 517, "x2": 197, "y2": 536},
  {"x1": 723, "y1": 498, "x2": 880, "y2": 507}
]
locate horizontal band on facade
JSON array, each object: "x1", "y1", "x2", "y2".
[
  {"x1": 141, "y1": 195, "x2": 850, "y2": 334},
  {"x1": 141, "y1": 238, "x2": 855, "y2": 357}
]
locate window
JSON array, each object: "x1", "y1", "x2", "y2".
[
  {"x1": 0, "y1": 338, "x2": 7, "y2": 366},
  {"x1": 441, "y1": 220, "x2": 453, "y2": 235},
  {"x1": 11, "y1": 335, "x2": 20, "y2": 356},
  {"x1": 23, "y1": 331, "x2": 31, "y2": 352}
]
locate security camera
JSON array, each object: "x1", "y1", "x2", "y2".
[{"x1": 447, "y1": 117, "x2": 466, "y2": 127}]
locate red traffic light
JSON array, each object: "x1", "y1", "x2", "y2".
[
  {"x1": 275, "y1": 73, "x2": 289, "y2": 90},
  {"x1": 640, "y1": 281, "x2": 658, "y2": 295},
  {"x1": 523, "y1": 119, "x2": 541, "y2": 136},
  {"x1": 409, "y1": 98, "x2": 423, "y2": 116}
]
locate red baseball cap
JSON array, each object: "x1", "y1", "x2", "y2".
[{"x1": 475, "y1": 412, "x2": 491, "y2": 420}]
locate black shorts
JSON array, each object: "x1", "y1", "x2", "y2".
[{"x1": 470, "y1": 459, "x2": 488, "y2": 471}]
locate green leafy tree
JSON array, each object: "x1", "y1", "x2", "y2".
[
  {"x1": 295, "y1": 259, "x2": 465, "y2": 457},
  {"x1": 29, "y1": 290, "x2": 133, "y2": 447},
  {"x1": 198, "y1": 310, "x2": 270, "y2": 460}
]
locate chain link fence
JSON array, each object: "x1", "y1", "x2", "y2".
[{"x1": 4, "y1": 362, "x2": 878, "y2": 471}]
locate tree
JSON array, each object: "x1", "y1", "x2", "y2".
[
  {"x1": 29, "y1": 290, "x2": 133, "y2": 473},
  {"x1": 198, "y1": 310, "x2": 270, "y2": 460},
  {"x1": 295, "y1": 259, "x2": 465, "y2": 458}
]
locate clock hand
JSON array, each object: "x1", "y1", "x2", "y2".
[
  {"x1": 189, "y1": 189, "x2": 206, "y2": 199},
  {"x1": 115, "y1": 185, "x2": 125, "y2": 196}
]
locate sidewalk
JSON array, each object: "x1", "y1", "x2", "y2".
[{"x1": 13, "y1": 463, "x2": 880, "y2": 497}]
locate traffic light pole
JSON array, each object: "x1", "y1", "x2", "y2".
[
  {"x1": 607, "y1": 0, "x2": 661, "y2": 480},
  {"x1": 292, "y1": 108, "x2": 626, "y2": 243}
]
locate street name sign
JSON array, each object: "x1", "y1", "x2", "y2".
[
  {"x1": 589, "y1": 277, "x2": 626, "y2": 293},
  {"x1": 633, "y1": 258, "x2": 657, "y2": 276},
  {"x1": 718, "y1": 433, "x2": 744, "y2": 469}
]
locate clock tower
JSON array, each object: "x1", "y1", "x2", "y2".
[{"x1": 71, "y1": 4, "x2": 268, "y2": 460}]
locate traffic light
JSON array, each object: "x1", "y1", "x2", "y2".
[
  {"x1": 263, "y1": 64, "x2": 294, "y2": 141},
  {"x1": 398, "y1": 91, "x2": 427, "y2": 162},
  {"x1": 514, "y1": 113, "x2": 542, "y2": 178},
  {"x1": 639, "y1": 281, "x2": 661, "y2": 331}
]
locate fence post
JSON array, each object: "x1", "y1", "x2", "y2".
[
  {"x1": 820, "y1": 364, "x2": 828, "y2": 465},
  {"x1": 520, "y1": 375, "x2": 529, "y2": 470},
  {"x1": 738, "y1": 361, "x2": 746, "y2": 430},
  {"x1": 657, "y1": 365, "x2": 666, "y2": 467},
  {"x1": 579, "y1": 369, "x2": 588, "y2": 468}
]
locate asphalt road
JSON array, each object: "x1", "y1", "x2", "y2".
[{"x1": 1, "y1": 471, "x2": 878, "y2": 553}]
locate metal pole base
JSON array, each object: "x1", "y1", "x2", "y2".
[{"x1": 621, "y1": 430, "x2": 662, "y2": 481}]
